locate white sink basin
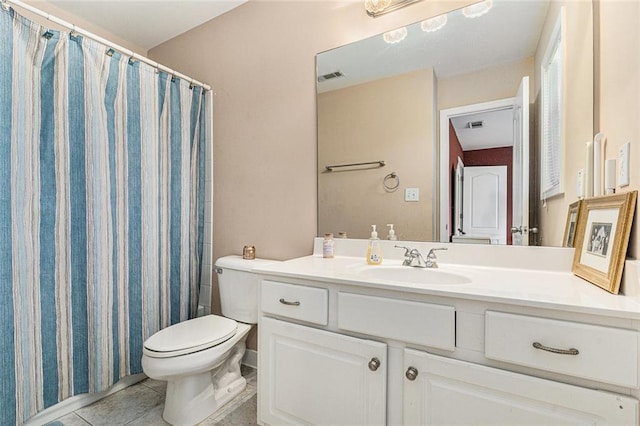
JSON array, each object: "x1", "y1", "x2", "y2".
[{"x1": 356, "y1": 265, "x2": 471, "y2": 285}]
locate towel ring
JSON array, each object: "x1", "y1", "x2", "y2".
[{"x1": 383, "y1": 172, "x2": 399, "y2": 191}]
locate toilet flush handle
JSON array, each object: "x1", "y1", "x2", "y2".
[{"x1": 215, "y1": 267, "x2": 223, "y2": 274}]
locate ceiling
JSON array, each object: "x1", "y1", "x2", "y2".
[
  {"x1": 451, "y1": 108, "x2": 514, "y2": 151},
  {"x1": 36, "y1": 0, "x2": 248, "y2": 51},
  {"x1": 317, "y1": 0, "x2": 549, "y2": 93}
]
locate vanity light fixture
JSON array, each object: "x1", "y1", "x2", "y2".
[
  {"x1": 365, "y1": 0, "x2": 423, "y2": 18},
  {"x1": 383, "y1": 27, "x2": 408, "y2": 44},
  {"x1": 462, "y1": 0, "x2": 493, "y2": 18},
  {"x1": 421, "y1": 14, "x2": 447, "y2": 32}
]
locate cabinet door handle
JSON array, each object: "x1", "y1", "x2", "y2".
[
  {"x1": 405, "y1": 366, "x2": 418, "y2": 381},
  {"x1": 368, "y1": 357, "x2": 381, "y2": 371},
  {"x1": 532, "y1": 341, "x2": 579, "y2": 356},
  {"x1": 279, "y1": 298, "x2": 300, "y2": 306}
]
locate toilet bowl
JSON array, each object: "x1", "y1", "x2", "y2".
[{"x1": 141, "y1": 256, "x2": 274, "y2": 426}]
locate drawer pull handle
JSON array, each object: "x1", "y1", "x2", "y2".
[
  {"x1": 405, "y1": 366, "x2": 418, "y2": 381},
  {"x1": 533, "y1": 341, "x2": 579, "y2": 356},
  {"x1": 279, "y1": 298, "x2": 300, "y2": 306},
  {"x1": 368, "y1": 357, "x2": 381, "y2": 371}
]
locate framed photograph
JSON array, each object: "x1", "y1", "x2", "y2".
[
  {"x1": 572, "y1": 191, "x2": 637, "y2": 294},
  {"x1": 562, "y1": 200, "x2": 584, "y2": 247}
]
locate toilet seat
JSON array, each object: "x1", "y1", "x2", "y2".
[{"x1": 143, "y1": 315, "x2": 238, "y2": 358}]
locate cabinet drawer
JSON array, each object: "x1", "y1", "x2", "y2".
[
  {"x1": 485, "y1": 311, "x2": 640, "y2": 388},
  {"x1": 261, "y1": 281, "x2": 328, "y2": 325},
  {"x1": 338, "y1": 292, "x2": 455, "y2": 350}
]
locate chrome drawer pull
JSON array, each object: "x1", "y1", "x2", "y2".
[
  {"x1": 533, "y1": 341, "x2": 579, "y2": 356},
  {"x1": 279, "y1": 298, "x2": 301, "y2": 306}
]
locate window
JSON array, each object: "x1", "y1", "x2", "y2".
[{"x1": 540, "y1": 8, "x2": 565, "y2": 200}]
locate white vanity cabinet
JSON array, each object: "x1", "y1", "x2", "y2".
[
  {"x1": 259, "y1": 281, "x2": 387, "y2": 425},
  {"x1": 257, "y1": 272, "x2": 640, "y2": 425}
]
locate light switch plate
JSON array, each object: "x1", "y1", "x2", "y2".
[
  {"x1": 619, "y1": 142, "x2": 630, "y2": 187},
  {"x1": 577, "y1": 169, "x2": 584, "y2": 198},
  {"x1": 405, "y1": 187, "x2": 420, "y2": 202}
]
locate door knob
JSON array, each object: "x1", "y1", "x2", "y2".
[
  {"x1": 405, "y1": 366, "x2": 418, "y2": 381},
  {"x1": 511, "y1": 226, "x2": 522, "y2": 234},
  {"x1": 529, "y1": 227, "x2": 539, "y2": 234},
  {"x1": 368, "y1": 357, "x2": 381, "y2": 371}
]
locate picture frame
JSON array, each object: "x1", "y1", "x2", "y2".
[
  {"x1": 572, "y1": 191, "x2": 637, "y2": 294},
  {"x1": 562, "y1": 200, "x2": 584, "y2": 247}
]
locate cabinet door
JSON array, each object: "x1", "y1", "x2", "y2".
[
  {"x1": 403, "y1": 349, "x2": 638, "y2": 425},
  {"x1": 259, "y1": 317, "x2": 387, "y2": 426}
]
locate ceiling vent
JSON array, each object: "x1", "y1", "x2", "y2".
[
  {"x1": 467, "y1": 120, "x2": 484, "y2": 129},
  {"x1": 318, "y1": 71, "x2": 344, "y2": 82}
]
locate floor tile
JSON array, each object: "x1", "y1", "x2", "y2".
[
  {"x1": 200, "y1": 383, "x2": 257, "y2": 425},
  {"x1": 53, "y1": 366, "x2": 258, "y2": 426},
  {"x1": 74, "y1": 382, "x2": 163, "y2": 426},
  {"x1": 124, "y1": 403, "x2": 170, "y2": 426},
  {"x1": 47, "y1": 413, "x2": 92, "y2": 426},
  {"x1": 140, "y1": 378, "x2": 167, "y2": 395},
  {"x1": 211, "y1": 395, "x2": 257, "y2": 426}
]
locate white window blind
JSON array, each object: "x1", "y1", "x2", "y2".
[{"x1": 540, "y1": 9, "x2": 564, "y2": 200}]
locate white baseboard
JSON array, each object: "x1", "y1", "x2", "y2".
[
  {"x1": 25, "y1": 374, "x2": 147, "y2": 426},
  {"x1": 243, "y1": 349, "x2": 258, "y2": 369}
]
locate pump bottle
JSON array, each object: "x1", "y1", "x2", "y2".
[
  {"x1": 386, "y1": 224, "x2": 397, "y2": 241},
  {"x1": 366, "y1": 225, "x2": 383, "y2": 265}
]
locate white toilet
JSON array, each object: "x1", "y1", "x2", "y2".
[{"x1": 142, "y1": 255, "x2": 273, "y2": 426}]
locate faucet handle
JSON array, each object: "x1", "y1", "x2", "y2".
[
  {"x1": 394, "y1": 245, "x2": 411, "y2": 256},
  {"x1": 426, "y1": 247, "x2": 448, "y2": 259}
]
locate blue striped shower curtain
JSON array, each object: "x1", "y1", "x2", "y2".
[{"x1": 0, "y1": 8, "x2": 207, "y2": 425}]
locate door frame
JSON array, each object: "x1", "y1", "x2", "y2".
[{"x1": 438, "y1": 98, "x2": 515, "y2": 242}]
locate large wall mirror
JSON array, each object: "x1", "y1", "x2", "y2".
[{"x1": 316, "y1": 0, "x2": 593, "y2": 246}]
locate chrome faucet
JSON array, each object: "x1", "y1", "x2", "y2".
[
  {"x1": 396, "y1": 246, "x2": 448, "y2": 268},
  {"x1": 395, "y1": 245, "x2": 426, "y2": 268}
]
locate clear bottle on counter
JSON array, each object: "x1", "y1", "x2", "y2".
[
  {"x1": 366, "y1": 225, "x2": 383, "y2": 265},
  {"x1": 323, "y1": 233, "x2": 335, "y2": 258}
]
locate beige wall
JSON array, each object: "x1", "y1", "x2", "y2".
[
  {"x1": 438, "y1": 57, "x2": 535, "y2": 111},
  {"x1": 597, "y1": 0, "x2": 640, "y2": 257},
  {"x1": 535, "y1": 0, "x2": 594, "y2": 247},
  {"x1": 149, "y1": 0, "x2": 473, "y2": 322},
  {"x1": 318, "y1": 69, "x2": 435, "y2": 241}
]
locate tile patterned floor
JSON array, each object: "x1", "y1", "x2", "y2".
[{"x1": 48, "y1": 367, "x2": 258, "y2": 426}]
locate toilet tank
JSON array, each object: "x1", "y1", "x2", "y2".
[{"x1": 214, "y1": 255, "x2": 276, "y2": 324}]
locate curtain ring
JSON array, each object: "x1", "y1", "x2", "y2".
[{"x1": 383, "y1": 172, "x2": 399, "y2": 191}]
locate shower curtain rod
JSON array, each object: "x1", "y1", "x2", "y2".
[{"x1": 2, "y1": 0, "x2": 212, "y2": 91}]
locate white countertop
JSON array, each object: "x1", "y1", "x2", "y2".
[{"x1": 255, "y1": 254, "x2": 640, "y2": 320}]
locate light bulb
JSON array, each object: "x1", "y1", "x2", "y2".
[
  {"x1": 383, "y1": 27, "x2": 408, "y2": 44},
  {"x1": 463, "y1": 0, "x2": 493, "y2": 18},
  {"x1": 421, "y1": 14, "x2": 447, "y2": 32}
]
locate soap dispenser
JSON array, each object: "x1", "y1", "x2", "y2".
[
  {"x1": 386, "y1": 224, "x2": 397, "y2": 241},
  {"x1": 366, "y1": 225, "x2": 383, "y2": 265}
]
